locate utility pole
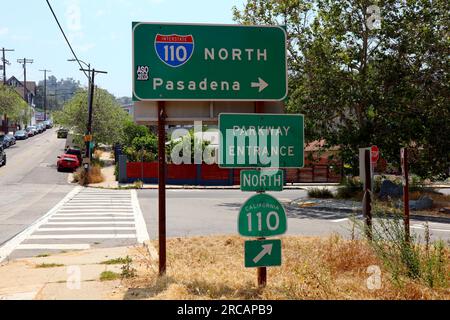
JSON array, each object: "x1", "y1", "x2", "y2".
[
  {"x1": 1, "y1": 48, "x2": 14, "y2": 85},
  {"x1": 1, "y1": 48, "x2": 14, "y2": 134},
  {"x1": 39, "y1": 69, "x2": 51, "y2": 121},
  {"x1": 17, "y1": 58, "x2": 34, "y2": 126},
  {"x1": 79, "y1": 67, "x2": 107, "y2": 180}
]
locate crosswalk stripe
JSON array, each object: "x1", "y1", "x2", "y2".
[
  {"x1": 54, "y1": 213, "x2": 134, "y2": 217},
  {"x1": 16, "y1": 244, "x2": 91, "y2": 250},
  {"x1": 38, "y1": 227, "x2": 136, "y2": 231},
  {"x1": 45, "y1": 221, "x2": 135, "y2": 225},
  {"x1": 49, "y1": 217, "x2": 134, "y2": 220},
  {"x1": 28, "y1": 234, "x2": 136, "y2": 239}
]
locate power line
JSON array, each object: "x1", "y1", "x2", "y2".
[{"x1": 45, "y1": 0, "x2": 89, "y2": 80}]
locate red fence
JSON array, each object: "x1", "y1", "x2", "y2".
[{"x1": 125, "y1": 162, "x2": 341, "y2": 185}]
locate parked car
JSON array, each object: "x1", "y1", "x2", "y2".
[
  {"x1": 57, "y1": 128, "x2": 69, "y2": 139},
  {"x1": 26, "y1": 126, "x2": 38, "y2": 136},
  {"x1": 65, "y1": 147, "x2": 83, "y2": 164},
  {"x1": 57, "y1": 153, "x2": 80, "y2": 172},
  {"x1": 5, "y1": 134, "x2": 16, "y2": 146},
  {"x1": 0, "y1": 135, "x2": 8, "y2": 149},
  {"x1": 35, "y1": 124, "x2": 44, "y2": 133},
  {"x1": 43, "y1": 120, "x2": 53, "y2": 129},
  {"x1": 14, "y1": 130, "x2": 28, "y2": 140},
  {"x1": 0, "y1": 145, "x2": 5, "y2": 167}
]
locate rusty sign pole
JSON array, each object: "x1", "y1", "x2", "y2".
[
  {"x1": 158, "y1": 101, "x2": 167, "y2": 275},
  {"x1": 255, "y1": 101, "x2": 267, "y2": 288},
  {"x1": 401, "y1": 148, "x2": 410, "y2": 243},
  {"x1": 363, "y1": 149, "x2": 373, "y2": 240}
]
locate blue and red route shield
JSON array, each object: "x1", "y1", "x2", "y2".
[{"x1": 154, "y1": 34, "x2": 194, "y2": 68}]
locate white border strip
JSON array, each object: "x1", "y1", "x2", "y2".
[
  {"x1": 0, "y1": 186, "x2": 82, "y2": 263},
  {"x1": 131, "y1": 190, "x2": 150, "y2": 243}
]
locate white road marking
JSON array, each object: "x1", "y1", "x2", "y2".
[
  {"x1": 45, "y1": 221, "x2": 135, "y2": 225},
  {"x1": 37, "y1": 227, "x2": 136, "y2": 232},
  {"x1": 332, "y1": 218, "x2": 349, "y2": 223},
  {"x1": 15, "y1": 244, "x2": 90, "y2": 250},
  {"x1": 28, "y1": 234, "x2": 136, "y2": 239},
  {"x1": 131, "y1": 189, "x2": 150, "y2": 243},
  {"x1": 0, "y1": 186, "x2": 82, "y2": 263},
  {"x1": 1, "y1": 188, "x2": 150, "y2": 260},
  {"x1": 411, "y1": 225, "x2": 450, "y2": 233},
  {"x1": 49, "y1": 217, "x2": 134, "y2": 220},
  {"x1": 54, "y1": 213, "x2": 134, "y2": 217}
]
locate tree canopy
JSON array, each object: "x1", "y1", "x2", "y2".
[
  {"x1": 0, "y1": 84, "x2": 29, "y2": 125},
  {"x1": 233, "y1": 0, "x2": 449, "y2": 179},
  {"x1": 53, "y1": 87, "x2": 130, "y2": 145}
]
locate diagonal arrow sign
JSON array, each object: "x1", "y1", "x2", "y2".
[
  {"x1": 253, "y1": 244, "x2": 273, "y2": 263},
  {"x1": 251, "y1": 77, "x2": 269, "y2": 93}
]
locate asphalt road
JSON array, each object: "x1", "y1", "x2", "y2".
[
  {"x1": 136, "y1": 189, "x2": 450, "y2": 242},
  {"x1": 0, "y1": 128, "x2": 73, "y2": 248}
]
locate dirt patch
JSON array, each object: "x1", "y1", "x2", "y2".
[{"x1": 121, "y1": 235, "x2": 449, "y2": 300}]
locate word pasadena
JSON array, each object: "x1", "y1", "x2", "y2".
[{"x1": 153, "y1": 78, "x2": 240, "y2": 91}]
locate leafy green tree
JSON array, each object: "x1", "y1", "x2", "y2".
[
  {"x1": 53, "y1": 88, "x2": 130, "y2": 145},
  {"x1": 233, "y1": 0, "x2": 449, "y2": 179},
  {"x1": 122, "y1": 120, "x2": 150, "y2": 146},
  {"x1": 0, "y1": 84, "x2": 29, "y2": 129}
]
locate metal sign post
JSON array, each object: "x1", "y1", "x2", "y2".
[
  {"x1": 401, "y1": 148, "x2": 410, "y2": 243},
  {"x1": 363, "y1": 150, "x2": 372, "y2": 240},
  {"x1": 158, "y1": 101, "x2": 167, "y2": 275}
]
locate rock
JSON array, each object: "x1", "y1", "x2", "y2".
[
  {"x1": 409, "y1": 196, "x2": 433, "y2": 211},
  {"x1": 379, "y1": 180, "x2": 403, "y2": 199}
]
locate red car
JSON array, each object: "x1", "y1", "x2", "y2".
[{"x1": 57, "y1": 154, "x2": 80, "y2": 172}]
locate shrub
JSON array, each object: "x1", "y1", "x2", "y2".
[
  {"x1": 335, "y1": 177, "x2": 363, "y2": 199},
  {"x1": 72, "y1": 165, "x2": 104, "y2": 185},
  {"x1": 307, "y1": 187, "x2": 334, "y2": 199},
  {"x1": 353, "y1": 205, "x2": 448, "y2": 288}
]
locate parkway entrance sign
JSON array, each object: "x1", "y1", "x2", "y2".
[{"x1": 132, "y1": 22, "x2": 287, "y2": 101}]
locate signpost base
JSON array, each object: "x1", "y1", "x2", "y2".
[{"x1": 257, "y1": 237, "x2": 267, "y2": 288}]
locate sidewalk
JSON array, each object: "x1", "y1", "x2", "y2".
[{"x1": 0, "y1": 246, "x2": 144, "y2": 300}]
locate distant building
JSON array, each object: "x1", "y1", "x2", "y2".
[
  {"x1": 121, "y1": 103, "x2": 134, "y2": 119},
  {"x1": 5, "y1": 76, "x2": 37, "y2": 106}
]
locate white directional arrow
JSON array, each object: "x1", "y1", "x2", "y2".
[
  {"x1": 251, "y1": 77, "x2": 269, "y2": 93},
  {"x1": 253, "y1": 244, "x2": 273, "y2": 263}
]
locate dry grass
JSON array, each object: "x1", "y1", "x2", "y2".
[
  {"x1": 121, "y1": 235, "x2": 449, "y2": 300},
  {"x1": 94, "y1": 149, "x2": 104, "y2": 159},
  {"x1": 73, "y1": 165, "x2": 104, "y2": 185}
]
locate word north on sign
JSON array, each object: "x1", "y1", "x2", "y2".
[
  {"x1": 132, "y1": 22, "x2": 287, "y2": 101},
  {"x1": 241, "y1": 170, "x2": 284, "y2": 192}
]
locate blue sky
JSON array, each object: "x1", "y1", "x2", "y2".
[{"x1": 0, "y1": 0, "x2": 244, "y2": 97}]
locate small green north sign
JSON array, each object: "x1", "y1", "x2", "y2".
[
  {"x1": 245, "y1": 239, "x2": 281, "y2": 268},
  {"x1": 240, "y1": 170, "x2": 284, "y2": 192}
]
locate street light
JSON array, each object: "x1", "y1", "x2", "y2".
[{"x1": 67, "y1": 58, "x2": 91, "y2": 85}]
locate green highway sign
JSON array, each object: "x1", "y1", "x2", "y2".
[
  {"x1": 132, "y1": 23, "x2": 287, "y2": 101},
  {"x1": 238, "y1": 193, "x2": 287, "y2": 237},
  {"x1": 240, "y1": 170, "x2": 284, "y2": 192},
  {"x1": 219, "y1": 113, "x2": 304, "y2": 168},
  {"x1": 245, "y1": 239, "x2": 281, "y2": 268}
]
